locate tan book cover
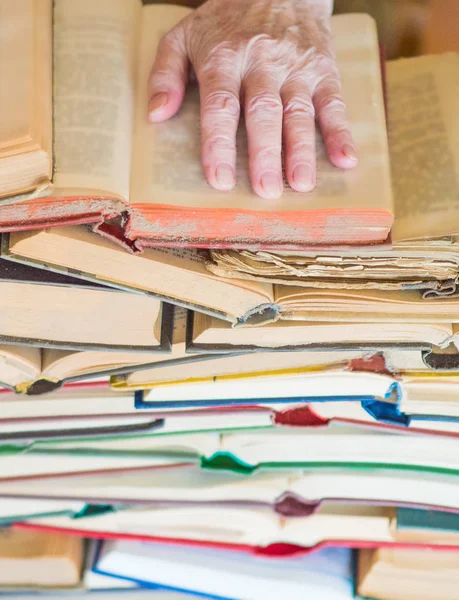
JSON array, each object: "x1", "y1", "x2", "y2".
[{"x1": 0, "y1": 529, "x2": 83, "y2": 588}]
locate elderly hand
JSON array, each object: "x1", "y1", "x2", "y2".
[{"x1": 148, "y1": 0, "x2": 358, "y2": 200}]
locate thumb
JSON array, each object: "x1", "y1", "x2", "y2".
[{"x1": 148, "y1": 28, "x2": 189, "y2": 122}]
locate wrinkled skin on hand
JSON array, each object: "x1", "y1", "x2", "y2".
[{"x1": 148, "y1": 0, "x2": 358, "y2": 200}]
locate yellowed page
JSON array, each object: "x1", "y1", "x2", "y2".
[
  {"x1": 0, "y1": 0, "x2": 52, "y2": 197},
  {"x1": 273, "y1": 285, "x2": 459, "y2": 324},
  {"x1": 53, "y1": 0, "x2": 140, "y2": 199},
  {"x1": 0, "y1": 344, "x2": 41, "y2": 387},
  {"x1": 0, "y1": 344, "x2": 41, "y2": 370},
  {"x1": 41, "y1": 347, "x2": 174, "y2": 381},
  {"x1": 35, "y1": 0, "x2": 53, "y2": 163},
  {"x1": 0, "y1": 0, "x2": 46, "y2": 151},
  {"x1": 389, "y1": 54, "x2": 459, "y2": 241},
  {"x1": 8, "y1": 227, "x2": 274, "y2": 322},
  {"x1": 130, "y1": 10, "x2": 392, "y2": 213},
  {"x1": 0, "y1": 282, "x2": 163, "y2": 347},
  {"x1": 0, "y1": 0, "x2": 34, "y2": 149},
  {"x1": 193, "y1": 311, "x2": 453, "y2": 349}
]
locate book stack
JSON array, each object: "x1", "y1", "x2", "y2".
[{"x1": 1, "y1": 0, "x2": 459, "y2": 599}]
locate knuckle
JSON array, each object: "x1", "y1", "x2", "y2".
[
  {"x1": 288, "y1": 140, "x2": 315, "y2": 158},
  {"x1": 248, "y1": 35, "x2": 276, "y2": 56},
  {"x1": 246, "y1": 92, "x2": 283, "y2": 117},
  {"x1": 312, "y1": 54, "x2": 339, "y2": 75},
  {"x1": 203, "y1": 134, "x2": 236, "y2": 157},
  {"x1": 206, "y1": 42, "x2": 239, "y2": 65},
  {"x1": 283, "y1": 96, "x2": 315, "y2": 118},
  {"x1": 157, "y1": 30, "x2": 177, "y2": 53},
  {"x1": 316, "y1": 92, "x2": 346, "y2": 114},
  {"x1": 157, "y1": 33, "x2": 170, "y2": 52},
  {"x1": 203, "y1": 91, "x2": 240, "y2": 117}
]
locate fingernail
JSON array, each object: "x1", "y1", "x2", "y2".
[
  {"x1": 215, "y1": 164, "x2": 235, "y2": 190},
  {"x1": 292, "y1": 164, "x2": 315, "y2": 192},
  {"x1": 342, "y1": 144, "x2": 358, "y2": 162},
  {"x1": 260, "y1": 172, "x2": 283, "y2": 199},
  {"x1": 148, "y1": 92, "x2": 169, "y2": 116}
]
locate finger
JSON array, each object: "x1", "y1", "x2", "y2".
[
  {"x1": 281, "y1": 79, "x2": 316, "y2": 192},
  {"x1": 199, "y1": 71, "x2": 241, "y2": 191},
  {"x1": 148, "y1": 28, "x2": 189, "y2": 123},
  {"x1": 243, "y1": 73, "x2": 283, "y2": 200},
  {"x1": 313, "y1": 74, "x2": 358, "y2": 169}
]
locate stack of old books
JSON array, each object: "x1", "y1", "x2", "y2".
[{"x1": 0, "y1": 0, "x2": 459, "y2": 599}]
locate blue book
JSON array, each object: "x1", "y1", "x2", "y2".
[
  {"x1": 93, "y1": 541, "x2": 354, "y2": 600},
  {"x1": 135, "y1": 380, "x2": 459, "y2": 432}
]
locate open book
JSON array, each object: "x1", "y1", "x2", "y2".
[
  {"x1": 93, "y1": 542, "x2": 353, "y2": 600},
  {"x1": 113, "y1": 348, "x2": 401, "y2": 390},
  {"x1": 0, "y1": 254, "x2": 174, "y2": 352},
  {"x1": 7, "y1": 52, "x2": 459, "y2": 328},
  {"x1": 7, "y1": 225, "x2": 459, "y2": 326},
  {"x1": 47, "y1": 502, "x2": 395, "y2": 551},
  {"x1": 19, "y1": 500, "x2": 458, "y2": 551},
  {"x1": 3, "y1": 465, "x2": 459, "y2": 516},
  {"x1": 0, "y1": 340, "x2": 179, "y2": 395},
  {"x1": 188, "y1": 311, "x2": 459, "y2": 351},
  {"x1": 19, "y1": 425, "x2": 459, "y2": 479},
  {"x1": 0, "y1": 497, "x2": 86, "y2": 524},
  {"x1": 207, "y1": 52, "x2": 459, "y2": 292},
  {"x1": 0, "y1": 0, "x2": 392, "y2": 248}
]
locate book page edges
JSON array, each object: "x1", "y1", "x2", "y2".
[
  {"x1": 0, "y1": 194, "x2": 127, "y2": 233},
  {"x1": 128, "y1": 206, "x2": 391, "y2": 248}
]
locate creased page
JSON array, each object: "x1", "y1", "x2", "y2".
[
  {"x1": 53, "y1": 0, "x2": 140, "y2": 199},
  {"x1": 389, "y1": 54, "x2": 459, "y2": 242},
  {"x1": 130, "y1": 11, "x2": 392, "y2": 214}
]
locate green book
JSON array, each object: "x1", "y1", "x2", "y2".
[
  {"x1": 5, "y1": 424, "x2": 459, "y2": 479},
  {"x1": 396, "y1": 507, "x2": 459, "y2": 533}
]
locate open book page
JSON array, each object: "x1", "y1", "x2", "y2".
[
  {"x1": 8, "y1": 227, "x2": 274, "y2": 322},
  {"x1": 34, "y1": 0, "x2": 53, "y2": 163},
  {"x1": 193, "y1": 310, "x2": 456, "y2": 351},
  {"x1": 128, "y1": 246, "x2": 274, "y2": 318},
  {"x1": 389, "y1": 54, "x2": 459, "y2": 242},
  {"x1": 41, "y1": 348, "x2": 169, "y2": 381},
  {"x1": 130, "y1": 10, "x2": 392, "y2": 214},
  {"x1": 273, "y1": 285, "x2": 459, "y2": 321},
  {"x1": 0, "y1": 0, "x2": 52, "y2": 197},
  {"x1": 52, "y1": 0, "x2": 140, "y2": 199},
  {"x1": 274, "y1": 284, "x2": 451, "y2": 306},
  {"x1": 0, "y1": 0, "x2": 44, "y2": 150},
  {"x1": 0, "y1": 344, "x2": 41, "y2": 387},
  {"x1": 0, "y1": 0, "x2": 32, "y2": 151}
]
